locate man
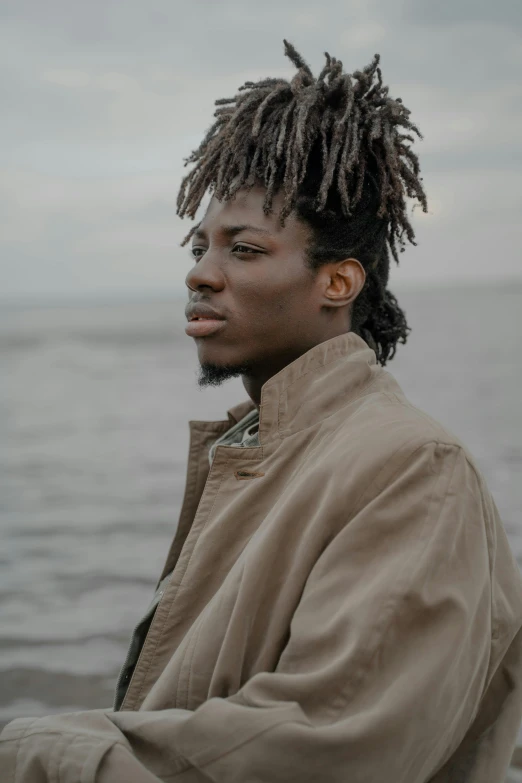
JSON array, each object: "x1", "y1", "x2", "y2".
[{"x1": 2, "y1": 40, "x2": 522, "y2": 783}]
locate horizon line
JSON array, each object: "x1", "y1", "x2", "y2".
[{"x1": 1, "y1": 277, "x2": 522, "y2": 310}]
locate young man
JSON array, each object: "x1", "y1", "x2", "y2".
[{"x1": 2, "y1": 41, "x2": 522, "y2": 783}]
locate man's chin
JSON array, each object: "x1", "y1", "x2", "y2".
[{"x1": 197, "y1": 361, "x2": 253, "y2": 388}]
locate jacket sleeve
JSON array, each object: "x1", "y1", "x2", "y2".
[{"x1": 0, "y1": 442, "x2": 516, "y2": 783}]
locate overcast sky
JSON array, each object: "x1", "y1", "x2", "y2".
[{"x1": 1, "y1": 0, "x2": 521, "y2": 301}]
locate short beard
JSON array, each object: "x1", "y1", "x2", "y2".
[{"x1": 197, "y1": 361, "x2": 253, "y2": 388}]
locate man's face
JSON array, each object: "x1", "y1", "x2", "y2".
[{"x1": 185, "y1": 185, "x2": 330, "y2": 387}]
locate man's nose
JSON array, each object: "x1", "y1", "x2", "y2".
[{"x1": 185, "y1": 250, "x2": 225, "y2": 292}]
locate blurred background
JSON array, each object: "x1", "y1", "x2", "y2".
[{"x1": 1, "y1": 0, "x2": 522, "y2": 773}]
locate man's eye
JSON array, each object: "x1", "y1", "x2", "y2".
[
  {"x1": 190, "y1": 244, "x2": 260, "y2": 260},
  {"x1": 233, "y1": 244, "x2": 259, "y2": 254}
]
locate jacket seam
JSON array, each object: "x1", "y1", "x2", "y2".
[
  {"x1": 86, "y1": 739, "x2": 193, "y2": 781},
  {"x1": 462, "y1": 454, "x2": 497, "y2": 643},
  {"x1": 177, "y1": 716, "x2": 312, "y2": 776},
  {"x1": 379, "y1": 391, "x2": 466, "y2": 444},
  {"x1": 176, "y1": 610, "x2": 206, "y2": 709},
  {"x1": 348, "y1": 437, "x2": 451, "y2": 521},
  {"x1": 8, "y1": 728, "x2": 126, "y2": 742},
  {"x1": 461, "y1": 455, "x2": 495, "y2": 572}
]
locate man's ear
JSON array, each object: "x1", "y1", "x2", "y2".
[{"x1": 323, "y1": 258, "x2": 366, "y2": 307}]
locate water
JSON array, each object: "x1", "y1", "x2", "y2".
[{"x1": 1, "y1": 285, "x2": 522, "y2": 735}]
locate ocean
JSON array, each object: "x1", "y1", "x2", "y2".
[{"x1": 1, "y1": 284, "x2": 522, "y2": 761}]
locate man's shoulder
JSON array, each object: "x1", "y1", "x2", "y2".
[
  {"x1": 327, "y1": 370, "x2": 473, "y2": 475},
  {"x1": 316, "y1": 377, "x2": 496, "y2": 534}
]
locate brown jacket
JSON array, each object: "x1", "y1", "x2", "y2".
[{"x1": 2, "y1": 332, "x2": 522, "y2": 782}]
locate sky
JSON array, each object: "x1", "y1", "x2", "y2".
[{"x1": 1, "y1": 0, "x2": 521, "y2": 301}]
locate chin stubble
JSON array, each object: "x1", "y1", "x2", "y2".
[{"x1": 196, "y1": 361, "x2": 254, "y2": 388}]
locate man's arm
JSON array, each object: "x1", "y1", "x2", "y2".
[{"x1": 2, "y1": 442, "x2": 520, "y2": 782}]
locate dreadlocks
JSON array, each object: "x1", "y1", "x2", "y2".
[{"x1": 176, "y1": 40, "x2": 428, "y2": 365}]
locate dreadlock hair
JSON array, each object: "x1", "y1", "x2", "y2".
[{"x1": 176, "y1": 40, "x2": 428, "y2": 365}]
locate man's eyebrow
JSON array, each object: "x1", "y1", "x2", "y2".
[{"x1": 192, "y1": 224, "x2": 272, "y2": 241}]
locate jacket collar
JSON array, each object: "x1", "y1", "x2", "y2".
[{"x1": 223, "y1": 332, "x2": 377, "y2": 449}]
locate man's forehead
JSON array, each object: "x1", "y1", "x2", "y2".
[
  {"x1": 205, "y1": 186, "x2": 276, "y2": 220},
  {"x1": 196, "y1": 187, "x2": 301, "y2": 240}
]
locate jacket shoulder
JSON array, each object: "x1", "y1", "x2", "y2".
[{"x1": 328, "y1": 368, "x2": 476, "y2": 476}]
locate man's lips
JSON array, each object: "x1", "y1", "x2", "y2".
[{"x1": 185, "y1": 318, "x2": 227, "y2": 338}]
